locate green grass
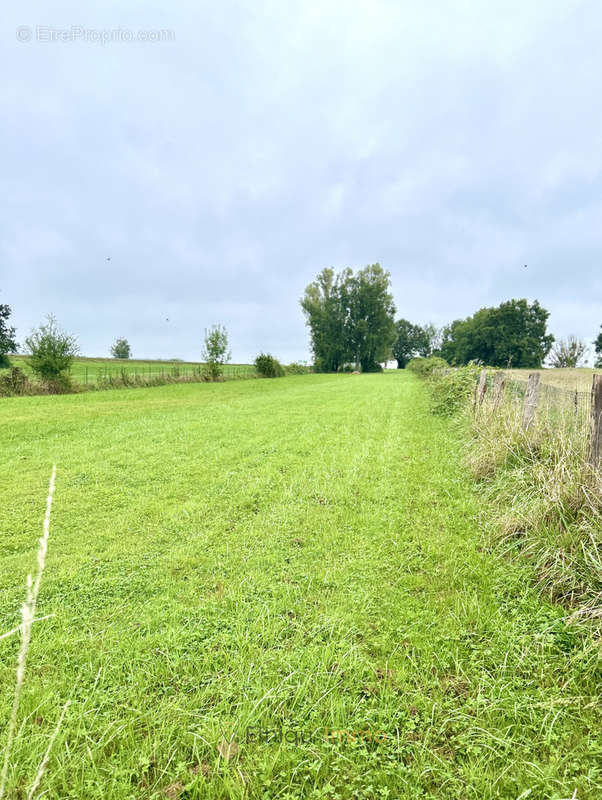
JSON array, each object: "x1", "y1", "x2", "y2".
[
  {"x1": 0, "y1": 373, "x2": 600, "y2": 799},
  {"x1": 8, "y1": 356, "x2": 255, "y2": 384}
]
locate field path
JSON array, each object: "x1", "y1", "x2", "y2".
[{"x1": 0, "y1": 373, "x2": 600, "y2": 799}]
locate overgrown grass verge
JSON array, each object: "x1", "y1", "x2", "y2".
[{"x1": 425, "y1": 366, "x2": 602, "y2": 622}]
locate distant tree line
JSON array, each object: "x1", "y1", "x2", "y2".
[
  {"x1": 300, "y1": 273, "x2": 602, "y2": 371},
  {"x1": 2, "y1": 284, "x2": 602, "y2": 385}
]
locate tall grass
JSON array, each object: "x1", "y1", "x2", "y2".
[{"x1": 428, "y1": 368, "x2": 602, "y2": 622}]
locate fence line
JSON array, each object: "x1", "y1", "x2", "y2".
[
  {"x1": 73, "y1": 363, "x2": 256, "y2": 386},
  {"x1": 470, "y1": 369, "x2": 600, "y2": 471}
]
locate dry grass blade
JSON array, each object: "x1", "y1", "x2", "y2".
[{"x1": 0, "y1": 464, "x2": 57, "y2": 800}]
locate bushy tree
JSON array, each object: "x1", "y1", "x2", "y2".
[
  {"x1": 393, "y1": 320, "x2": 437, "y2": 368},
  {"x1": 594, "y1": 326, "x2": 602, "y2": 368},
  {"x1": 440, "y1": 299, "x2": 553, "y2": 368},
  {"x1": 300, "y1": 268, "x2": 350, "y2": 372},
  {"x1": 548, "y1": 336, "x2": 587, "y2": 368},
  {"x1": 346, "y1": 264, "x2": 397, "y2": 372},
  {"x1": 202, "y1": 324, "x2": 231, "y2": 380},
  {"x1": 24, "y1": 315, "x2": 79, "y2": 384},
  {"x1": 301, "y1": 264, "x2": 396, "y2": 372},
  {"x1": 0, "y1": 301, "x2": 17, "y2": 368},
  {"x1": 111, "y1": 337, "x2": 131, "y2": 359}
]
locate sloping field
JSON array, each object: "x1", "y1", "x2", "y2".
[
  {"x1": 507, "y1": 367, "x2": 601, "y2": 390},
  {"x1": 0, "y1": 374, "x2": 600, "y2": 798}
]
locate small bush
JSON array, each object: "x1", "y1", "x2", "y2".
[
  {"x1": 407, "y1": 356, "x2": 448, "y2": 378},
  {"x1": 0, "y1": 367, "x2": 32, "y2": 396},
  {"x1": 285, "y1": 362, "x2": 310, "y2": 375},
  {"x1": 24, "y1": 315, "x2": 79, "y2": 384},
  {"x1": 254, "y1": 353, "x2": 285, "y2": 378}
]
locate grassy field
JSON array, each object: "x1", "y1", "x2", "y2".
[
  {"x1": 1, "y1": 374, "x2": 600, "y2": 798},
  {"x1": 8, "y1": 356, "x2": 255, "y2": 383},
  {"x1": 507, "y1": 367, "x2": 601, "y2": 390}
]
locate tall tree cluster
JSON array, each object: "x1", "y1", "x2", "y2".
[{"x1": 301, "y1": 264, "x2": 396, "y2": 372}]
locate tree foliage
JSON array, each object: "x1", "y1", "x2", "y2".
[
  {"x1": 594, "y1": 326, "x2": 602, "y2": 369},
  {"x1": 24, "y1": 315, "x2": 79, "y2": 383},
  {"x1": 254, "y1": 353, "x2": 285, "y2": 377},
  {"x1": 202, "y1": 324, "x2": 231, "y2": 380},
  {"x1": 346, "y1": 264, "x2": 397, "y2": 371},
  {"x1": 301, "y1": 264, "x2": 396, "y2": 372},
  {"x1": 300, "y1": 268, "x2": 350, "y2": 372},
  {"x1": 0, "y1": 302, "x2": 17, "y2": 368},
  {"x1": 392, "y1": 320, "x2": 438, "y2": 368},
  {"x1": 439, "y1": 299, "x2": 553, "y2": 368},
  {"x1": 111, "y1": 337, "x2": 131, "y2": 359},
  {"x1": 548, "y1": 336, "x2": 587, "y2": 368}
]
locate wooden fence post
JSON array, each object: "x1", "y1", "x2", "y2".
[
  {"x1": 473, "y1": 369, "x2": 487, "y2": 413},
  {"x1": 588, "y1": 374, "x2": 602, "y2": 470},
  {"x1": 477, "y1": 369, "x2": 488, "y2": 407},
  {"x1": 492, "y1": 371, "x2": 506, "y2": 411},
  {"x1": 521, "y1": 373, "x2": 541, "y2": 430}
]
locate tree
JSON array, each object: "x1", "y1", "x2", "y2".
[
  {"x1": 0, "y1": 301, "x2": 18, "y2": 368},
  {"x1": 111, "y1": 338, "x2": 131, "y2": 359},
  {"x1": 440, "y1": 299, "x2": 553, "y2": 368},
  {"x1": 346, "y1": 264, "x2": 396, "y2": 372},
  {"x1": 301, "y1": 268, "x2": 350, "y2": 372},
  {"x1": 392, "y1": 320, "x2": 436, "y2": 368},
  {"x1": 202, "y1": 324, "x2": 231, "y2": 380},
  {"x1": 548, "y1": 336, "x2": 587, "y2": 368},
  {"x1": 301, "y1": 264, "x2": 396, "y2": 372},
  {"x1": 594, "y1": 326, "x2": 602, "y2": 368},
  {"x1": 24, "y1": 315, "x2": 79, "y2": 384}
]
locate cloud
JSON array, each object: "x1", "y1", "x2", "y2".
[{"x1": 1, "y1": 0, "x2": 601, "y2": 362}]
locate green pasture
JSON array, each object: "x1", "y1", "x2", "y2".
[{"x1": 0, "y1": 373, "x2": 600, "y2": 798}]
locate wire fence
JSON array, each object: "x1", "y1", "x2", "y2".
[
  {"x1": 75, "y1": 363, "x2": 255, "y2": 386},
  {"x1": 471, "y1": 369, "x2": 602, "y2": 469}
]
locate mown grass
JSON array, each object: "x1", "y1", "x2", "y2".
[{"x1": 1, "y1": 374, "x2": 601, "y2": 799}]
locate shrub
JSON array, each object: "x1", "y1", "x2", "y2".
[
  {"x1": 406, "y1": 356, "x2": 448, "y2": 378},
  {"x1": 202, "y1": 324, "x2": 231, "y2": 380},
  {"x1": 24, "y1": 315, "x2": 79, "y2": 386},
  {"x1": 285, "y1": 362, "x2": 310, "y2": 375},
  {"x1": 254, "y1": 353, "x2": 285, "y2": 378},
  {"x1": 0, "y1": 367, "x2": 31, "y2": 397}
]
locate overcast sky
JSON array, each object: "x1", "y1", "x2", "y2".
[{"x1": 2, "y1": 0, "x2": 601, "y2": 363}]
